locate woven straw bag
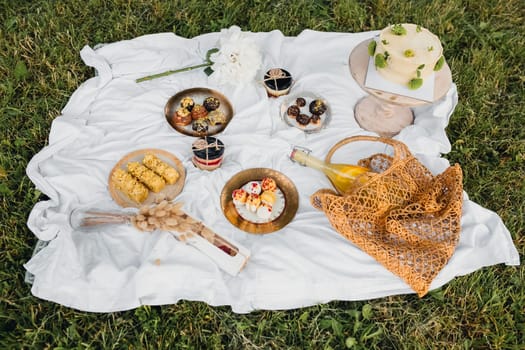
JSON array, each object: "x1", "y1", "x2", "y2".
[{"x1": 311, "y1": 136, "x2": 463, "y2": 296}]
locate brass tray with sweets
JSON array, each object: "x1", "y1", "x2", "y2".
[
  {"x1": 108, "y1": 148, "x2": 186, "y2": 208},
  {"x1": 220, "y1": 168, "x2": 299, "y2": 234},
  {"x1": 165, "y1": 87, "x2": 234, "y2": 137}
]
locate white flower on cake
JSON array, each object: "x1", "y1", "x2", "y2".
[{"x1": 208, "y1": 26, "x2": 262, "y2": 86}]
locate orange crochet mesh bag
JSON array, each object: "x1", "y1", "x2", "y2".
[{"x1": 311, "y1": 136, "x2": 464, "y2": 296}]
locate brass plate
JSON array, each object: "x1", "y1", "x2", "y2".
[
  {"x1": 108, "y1": 148, "x2": 186, "y2": 208},
  {"x1": 164, "y1": 87, "x2": 234, "y2": 137},
  {"x1": 220, "y1": 168, "x2": 299, "y2": 234}
]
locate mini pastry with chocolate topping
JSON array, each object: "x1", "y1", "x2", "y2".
[
  {"x1": 172, "y1": 107, "x2": 192, "y2": 126},
  {"x1": 180, "y1": 97, "x2": 195, "y2": 111},
  {"x1": 263, "y1": 68, "x2": 293, "y2": 97},
  {"x1": 296, "y1": 97, "x2": 306, "y2": 107},
  {"x1": 191, "y1": 104, "x2": 208, "y2": 120},
  {"x1": 192, "y1": 118, "x2": 208, "y2": 133},
  {"x1": 203, "y1": 96, "x2": 220, "y2": 111},
  {"x1": 287, "y1": 105, "x2": 300, "y2": 118},
  {"x1": 309, "y1": 99, "x2": 327, "y2": 115},
  {"x1": 296, "y1": 113, "x2": 311, "y2": 126},
  {"x1": 207, "y1": 110, "x2": 227, "y2": 126},
  {"x1": 310, "y1": 114, "x2": 321, "y2": 125}
]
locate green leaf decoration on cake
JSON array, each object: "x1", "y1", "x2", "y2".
[
  {"x1": 416, "y1": 25, "x2": 422, "y2": 33},
  {"x1": 408, "y1": 78, "x2": 423, "y2": 90},
  {"x1": 404, "y1": 49, "x2": 415, "y2": 57},
  {"x1": 391, "y1": 24, "x2": 407, "y2": 36},
  {"x1": 434, "y1": 56, "x2": 445, "y2": 71},
  {"x1": 368, "y1": 40, "x2": 377, "y2": 56},
  {"x1": 381, "y1": 39, "x2": 389, "y2": 45},
  {"x1": 428, "y1": 46, "x2": 434, "y2": 52},
  {"x1": 417, "y1": 64, "x2": 426, "y2": 70},
  {"x1": 375, "y1": 53, "x2": 387, "y2": 68}
]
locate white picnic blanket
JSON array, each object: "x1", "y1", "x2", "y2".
[{"x1": 25, "y1": 29, "x2": 519, "y2": 313}]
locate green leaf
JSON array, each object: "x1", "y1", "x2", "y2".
[
  {"x1": 367, "y1": 40, "x2": 376, "y2": 56},
  {"x1": 391, "y1": 24, "x2": 407, "y2": 36},
  {"x1": 353, "y1": 320, "x2": 362, "y2": 334},
  {"x1": 319, "y1": 319, "x2": 332, "y2": 330},
  {"x1": 345, "y1": 337, "x2": 357, "y2": 348},
  {"x1": 205, "y1": 48, "x2": 219, "y2": 63},
  {"x1": 299, "y1": 311, "x2": 309, "y2": 322},
  {"x1": 331, "y1": 319, "x2": 343, "y2": 336},
  {"x1": 362, "y1": 304, "x2": 373, "y2": 320},
  {"x1": 429, "y1": 287, "x2": 445, "y2": 301},
  {"x1": 416, "y1": 25, "x2": 422, "y2": 33},
  {"x1": 348, "y1": 309, "x2": 360, "y2": 319},
  {"x1": 204, "y1": 66, "x2": 214, "y2": 76},
  {"x1": 0, "y1": 183, "x2": 13, "y2": 196},
  {"x1": 14, "y1": 61, "x2": 28, "y2": 80},
  {"x1": 434, "y1": 56, "x2": 445, "y2": 71},
  {"x1": 417, "y1": 64, "x2": 425, "y2": 70},
  {"x1": 408, "y1": 78, "x2": 423, "y2": 90},
  {"x1": 374, "y1": 53, "x2": 387, "y2": 68}
]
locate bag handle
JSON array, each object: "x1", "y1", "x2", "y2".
[{"x1": 325, "y1": 135, "x2": 411, "y2": 164}]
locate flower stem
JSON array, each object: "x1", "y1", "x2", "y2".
[{"x1": 136, "y1": 62, "x2": 211, "y2": 83}]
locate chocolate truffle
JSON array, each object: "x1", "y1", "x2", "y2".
[
  {"x1": 296, "y1": 113, "x2": 311, "y2": 126},
  {"x1": 296, "y1": 97, "x2": 306, "y2": 107},
  {"x1": 287, "y1": 105, "x2": 300, "y2": 118},
  {"x1": 203, "y1": 96, "x2": 220, "y2": 111},
  {"x1": 309, "y1": 99, "x2": 327, "y2": 115}
]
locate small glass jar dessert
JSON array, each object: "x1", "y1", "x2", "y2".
[
  {"x1": 263, "y1": 68, "x2": 293, "y2": 97},
  {"x1": 191, "y1": 136, "x2": 225, "y2": 171}
]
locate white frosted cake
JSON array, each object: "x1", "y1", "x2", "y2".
[{"x1": 369, "y1": 24, "x2": 445, "y2": 89}]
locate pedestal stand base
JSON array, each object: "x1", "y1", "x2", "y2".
[{"x1": 354, "y1": 96, "x2": 414, "y2": 138}]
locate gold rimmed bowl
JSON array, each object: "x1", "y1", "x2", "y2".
[{"x1": 220, "y1": 168, "x2": 299, "y2": 234}]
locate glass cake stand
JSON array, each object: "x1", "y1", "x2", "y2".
[{"x1": 349, "y1": 39, "x2": 452, "y2": 137}]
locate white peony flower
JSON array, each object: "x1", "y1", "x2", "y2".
[
  {"x1": 135, "y1": 26, "x2": 262, "y2": 84},
  {"x1": 208, "y1": 26, "x2": 262, "y2": 86}
]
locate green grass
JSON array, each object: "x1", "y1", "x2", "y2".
[{"x1": 1, "y1": 0, "x2": 523, "y2": 348}]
